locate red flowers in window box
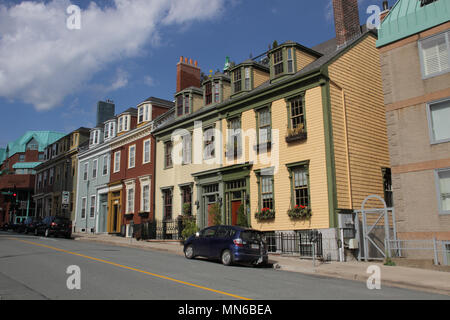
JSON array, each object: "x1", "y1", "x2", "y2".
[
  {"x1": 254, "y1": 207, "x2": 275, "y2": 220},
  {"x1": 287, "y1": 205, "x2": 311, "y2": 219}
]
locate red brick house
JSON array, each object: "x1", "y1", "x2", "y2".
[{"x1": 107, "y1": 98, "x2": 174, "y2": 235}]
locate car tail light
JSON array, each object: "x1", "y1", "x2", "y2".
[
  {"x1": 51, "y1": 222, "x2": 57, "y2": 227},
  {"x1": 233, "y1": 238, "x2": 244, "y2": 247}
]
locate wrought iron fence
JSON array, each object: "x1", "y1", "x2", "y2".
[
  {"x1": 132, "y1": 218, "x2": 188, "y2": 241},
  {"x1": 264, "y1": 231, "x2": 324, "y2": 258}
]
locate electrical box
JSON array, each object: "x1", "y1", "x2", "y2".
[{"x1": 348, "y1": 238, "x2": 359, "y2": 249}]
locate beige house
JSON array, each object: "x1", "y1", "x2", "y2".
[{"x1": 377, "y1": 0, "x2": 450, "y2": 261}]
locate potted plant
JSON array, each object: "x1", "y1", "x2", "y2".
[
  {"x1": 285, "y1": 123, "x2": 307, "y2": 143},
  {"x1": 287, "y1": 204, "x2": 312, "y2": 220},
  {"x1": 255, "y1": 207, "x2": 275, "y2": 220},
  {"x1": 181, "y1": 215, "x2": 199, "y2": 240}
]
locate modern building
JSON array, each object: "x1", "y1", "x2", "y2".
[
  {"x1": 377, "y1": 0, "x2": 450, "y2": 249},
  {"x1": 0, "y1": 131, "x2": 65, "y2": 225},
  {"x1": 153, "y1": 0, "x2": 391, "y2": 256},
  {"x1": 33, "y1": 128, "x2": 90, "y2": 220}
]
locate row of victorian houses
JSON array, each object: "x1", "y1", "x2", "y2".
[{"x1": 1, "y1": 0, "x2": 448, "y2": 262}]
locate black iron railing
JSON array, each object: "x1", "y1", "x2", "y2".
[
  {"x1": 264, "y1": 231, "x2": 323, "y2": 258},
  {"x1": 132, "y1": 218, "x2": 186, "y2": 240}
]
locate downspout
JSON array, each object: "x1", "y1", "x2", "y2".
[{"x1": 330, "y1": 79, "x2": 353, "y2": 209}]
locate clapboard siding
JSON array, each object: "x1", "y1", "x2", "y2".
[
  {"x1": 328, "y1": 35, "x2": 390, "y2": 210},
  {"x1": 236, "y1": 86, "x2": 330, "y2": 231}
]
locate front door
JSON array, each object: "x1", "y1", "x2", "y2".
[
  {"x1": 112, "y1": 204, "x2": 119, "y2": 233},
  {"x1": 231, "y1": 200, "x2": 241, "y2": 226},
  {"x1": 98, "y1": 202, "x2": 107, "y2": 233}
]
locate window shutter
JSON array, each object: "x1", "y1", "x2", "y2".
[{"x1": 422, "y1": 33, "x2": 449, "y2": 77}]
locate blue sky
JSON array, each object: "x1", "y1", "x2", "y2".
[{"x1": 0, "y1": 0, "x2": 377, "y2": 148}]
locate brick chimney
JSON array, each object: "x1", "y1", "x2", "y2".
[
  {"x1": 176, "y1": 56, "x2": 201, "y2": 93},
  {"x1": 380, "y1": 1, "x2": 390, "y2": 22},
  {"x1": 332, "y1": 0, "x2": 362, "y2": 47}
]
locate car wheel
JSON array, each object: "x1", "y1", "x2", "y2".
[
  {"x1": 184, "y1": 245, "x2": 195, "y2": 259},
  {"x1": 44, "y1": 229, "x2": 49, "y2": 237},
  {"x1": 34, "y1": 229, "x2": 39, "y2": 236},
  {"x1": 24, "y1": 228, "x2": 28, "y2": 234},
  {"x1": 221, "y1": 250, "x2": 233, "y2": 266}
]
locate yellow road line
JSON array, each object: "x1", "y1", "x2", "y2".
[{"x1": 8, "y1": 237, "x2": 251, "y2": 300}]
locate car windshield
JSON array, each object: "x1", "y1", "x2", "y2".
[{"x1": 241, "y1": 230, "x2": 263, "y2": 242}]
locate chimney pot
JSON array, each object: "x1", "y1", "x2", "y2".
[
  {"x1": 332, "y1": 0, "x2": 362, "y2": 47},
  {"x1": 177, "y1": 57, "x2": 201, "y2": 92}
]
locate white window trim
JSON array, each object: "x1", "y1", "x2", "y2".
[
  {"x1": 435, "y1": 168, "x2": 450, "y2": 215},
  {"x1": 103, "y1": 155, "x2": 109, "y2": 176},
  {"x1": 418, "y1": 30, "x2": 450, "y2": 80},
  {"x1": 114, "y1": 151, "x2": 121, "y2": 173},
  {"x1": 92, "y1": 159, "x2": 98, "y2": 179},
  {"x1": 128, "y1": 145, "x2": 136, "y2": 169},
  {"x1": 125, "y1": 181, "x2": 136, "y2": 214},
  {"x1": 426, "y1": 97, "x2": 450, "y2": 145},
  {"x1": 81, "y1": 197, "x2": 87, "y2": 219},
  {"x1": 90, "y1": 195, "x2": 96, "y2": 218},
  {"x1": 138, "y1": 106, "x2": 144, "y2": 124},
  {"x1": 143, "y1": 139, "x2": 151, "y2": 164},
  {"x1": 139, "y1": 176, "x2": 151, "y2": 212}
]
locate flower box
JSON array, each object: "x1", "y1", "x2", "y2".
[
  {"x1": 124, "y1": 213, "x2": 134, "y2": 220},
  {"x1": 254, "y1": 208, "x2": 275, "y2": 220},
  {"x1": 287, "y1": 205, "x2": 312, "y2": 220},
  {"x1": 138, "y1": 212, "x2": 149, "y2": 219},
  {"x1": 285, "y1": 125, "x2": 307, "y2": 143}
]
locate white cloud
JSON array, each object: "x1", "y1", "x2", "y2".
[
  {"x1": 0, "y1": 0, "x2": 227, "y2": 111},
  {"x1": 143, "y1": 75, "x2": 157, "y2": 87}
]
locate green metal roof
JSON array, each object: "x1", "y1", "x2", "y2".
[
  {"x1": 12, "y1": 162, "x2": 42, "y2": 169},
  {"x1": 4, "y1": 131, "x2": 65, "y2": 159},
  {"x1": 377, "y1": 0, "x2": 450, "y2": 48}
]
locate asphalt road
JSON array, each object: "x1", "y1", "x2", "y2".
[{"x1": 0, "y1": 231, "x2": 448, "y2": 300}]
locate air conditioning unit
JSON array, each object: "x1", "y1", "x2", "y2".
[{"x1": 348, "y1": 238, "x2": 359, "y2": 249}]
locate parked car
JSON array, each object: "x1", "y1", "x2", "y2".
[
  {"x1": 35, "y1": 216, "x2": 72, "y2": 239},
  {"x1": 17, "y1": 217, "x2": 42, "y2": 234},
  {"x1": 183, "y1": 225, "x2": 268, "y2": 266}
]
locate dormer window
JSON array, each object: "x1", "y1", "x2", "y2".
[
  {"x1": 233, "y1": 69, "x2": 242, "y2": 93},
  {"x1": 205, "y1": 82, "x2": 212, "y2": 105},
  {"x1": 138, "y1": 104, "x2": 150, "y2": 124},
  {"x1": 273, "y1": 49, "x2": 284, "y2": 76},
  {"x1": 287, "y1": 48, "x2": 294, "y2": 73},
  {"x1": 244, "y1": 68, "x2": 251, "y2": 90},
  {"x1": 176, "y1": 94, "x2": 190, "y2": 117},
  {"x1": 90, "y1": 130, "x2": 100, "y2": 146},
  {"x1": 118, "y1": 115, "x2": 130, "y2": 133},
  {"x1": 104, "y1": 121, "x2": 116, "y2": 140},
  {"x1": 214, "y1": 82, "x2": 220, "y2": 103}
]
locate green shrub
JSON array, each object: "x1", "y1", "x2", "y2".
[
  {"x1": 237, "y1": 204, "x2": 249, "y2": 227},
  {"x1": 181, "y1": 216, "x2": 199, "y2": 240},
  {"x1": 208, "y1": 203, "x2": 221, "y2": 226}
]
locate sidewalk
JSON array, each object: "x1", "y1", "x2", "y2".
[{"x1": 73, "y1": 232, "x2": 450, "y2": 296}]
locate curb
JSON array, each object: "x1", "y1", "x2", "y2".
[
  {"x1": 74, "y1": 236, "x2": 184, "y2": 256},
  {"x1": 274, "y1": 264, "x2": 450, "y2": 296},
  {"x1": 73, "y1": 236, "x2": 449, "y2": 297}
]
